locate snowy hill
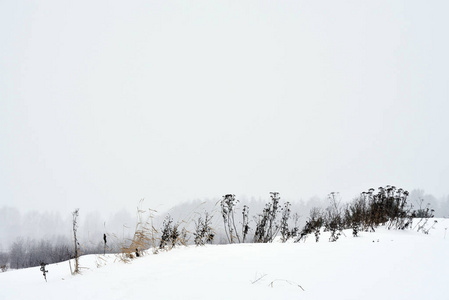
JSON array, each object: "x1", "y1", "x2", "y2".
[{"x1": 2, "y1": 219, "x2": 448, "y2": 300}]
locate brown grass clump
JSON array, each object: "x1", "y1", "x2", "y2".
[{"x1": 118, "y1": 200, "x2": 158, "y2": 263}]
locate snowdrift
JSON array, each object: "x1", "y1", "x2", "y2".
[{"x1": 1, "y1": 218, "x2": 448, "y2": 300}]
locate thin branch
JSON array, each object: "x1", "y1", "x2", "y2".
[
  {"x1": 251, "y1": 273, "x2": 267, "y2": 284},
  {"x1": 268, "y1": 279, "x2": 305, "y2": 291}
]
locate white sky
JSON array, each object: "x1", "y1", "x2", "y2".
[{"x1": 1, "y1": 0, "x2": 448, "y2": 214}]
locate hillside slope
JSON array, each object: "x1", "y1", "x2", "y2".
[{"x1": 1, "y1": 219, "x2": 448, "y2": 300}]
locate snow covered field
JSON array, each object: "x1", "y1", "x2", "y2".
[{"x1": 2, "y1": 219, "x2": 448, "y2": 300}]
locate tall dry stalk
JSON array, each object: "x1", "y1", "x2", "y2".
[{"x1": 72, "y1": 208, "x2": 80, "y2": 274}]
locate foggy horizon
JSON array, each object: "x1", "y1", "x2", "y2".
[
  {"x1": 0, "y1": 187, "x2": 448, "y2": 216},
  {"x1": 1, "y1": 187, "x2": 448, "y2": 251},
  {"x1": 2, "y1": 1, "x2": 448, "y2": 217}
]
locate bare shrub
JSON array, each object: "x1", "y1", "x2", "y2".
[
  {"x1": 193, "y1": 212, "x2": 215, "y2": 246},
  {"x1": 344, "y1": 196, "x2": 367, "y2": 237},
  {"x1": 366, "y1": 186, "x2": 412, "y2": 230},
  {"x1": 323, "y1": 192, "x2": 344, "y2": 242},
  {"x1": 253, "y1": 192, "x2": 281, "y2": 243},
  {"x1": 295, "y1": 208, "x2": 323, "y2": 243},
  {"x1": 412, "y1": 198, "x2": 435, "y2": 218},
  {"x1": 220, "y1": 194, "x2": 241, "y2": 243},
  {"x1": 159, "y1": 214, "x2": 185, "y2": 249},
  {"x1": 279, "y1": 202, "x2": 293, "y2": 242}
]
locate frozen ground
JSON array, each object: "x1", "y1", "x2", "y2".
[{"x1": 1, "y1": 218, "x2": 448, "y2": 300}]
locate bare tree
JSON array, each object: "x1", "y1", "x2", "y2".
[{"x1": 9, "y1": 238, "x2": 25, "y2": 269}]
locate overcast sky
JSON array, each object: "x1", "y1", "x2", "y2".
[{"x1": 1, "y1": 0, "x2": 448, "y2": 215}]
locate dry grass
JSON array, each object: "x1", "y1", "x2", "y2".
[
  {"x1": 117, "y1": 200, "x2": 159, "y2": 263},
  {"x1": 115, "y1": 199, "x2": 217, "y2": 263}
]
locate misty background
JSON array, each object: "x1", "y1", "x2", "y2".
[
  {"x1": 1, "y1": 1, "x2": 448, "y2": 251},
  {"x1": 1, "y1": 189, "x2": 449, "y2": 252}
]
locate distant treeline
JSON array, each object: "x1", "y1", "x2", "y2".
[{"x1": 0, "y1": 236, "x2": 123, "y2": 270}]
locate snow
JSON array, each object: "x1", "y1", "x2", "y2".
[{"x1": 1, "y1": 218, "x2": 448, "y2": 300}]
